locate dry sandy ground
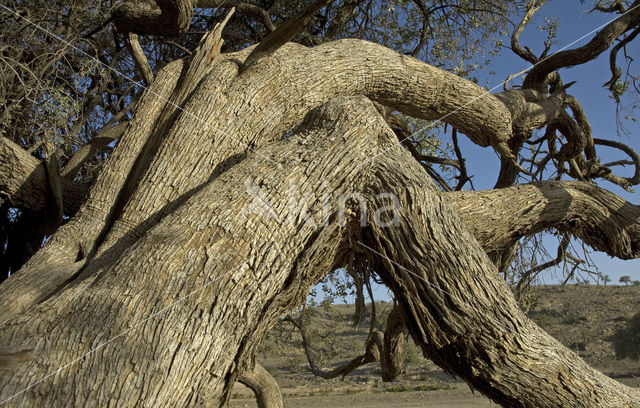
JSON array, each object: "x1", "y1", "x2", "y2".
[{"x1": 229, "y1": 384, "x2": 499, "y2": 408}]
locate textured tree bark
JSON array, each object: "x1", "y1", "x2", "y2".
[
  {"x1": 379, "y1": 303, "x2": 405, "y2": 381},
  {"x1": 0, "y1": 136, "x2": 89, "y2": 215},
  {"x1": 0, "y1": 39, "x2": 514, "y2": 324},
  {"x1": 0, "y1": 96, "x2": 381, "y2": 407},
  {"x1": 361, "y1": 145, "x2": 640, "y2": 407},
  {"x1": 0, "y1": 59, "x2": 185, "y2": 322},
  {"x1": 237, "y1": 364, "x2": 283, "y2": 408},
  {"x1": 1, "y1": 36, "x2": 640, "y2": 408},
  {"x1": 448, "y1": 181, "x2": 640, "y2": 259}
]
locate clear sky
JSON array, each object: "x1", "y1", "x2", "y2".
[{"x1": 449, "y1": 2, "x2": 640, "y2": 286}]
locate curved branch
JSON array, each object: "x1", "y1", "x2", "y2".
[
  {"x1": 409, "y1": 0, "x2": 430, "y2": 57},
  {"x1": 237, "y1": 364, "x2": 284, "y2": 408},
  {"x1": 364, "y1": 146, "x2": 640, "y2": 405},
  {"x1": 495, "y1": 87, "x2": 565, "y2": 134},
  {"x1": 595, "y1": 137, "x2": 640, "y2": 188},
  {"x1": 563, "y1": 94, "x2": 595, "y2": 159},
  {"x1": 448, "y1": 180, "x2": 640, "y2": 259},
  {"x1": 285, "y1": 298, "x2": 405, "y2": 382},
  {"x1": 604, "y1": 26, "x2": 640, "y2": 99},
  {"x1": 208, "y1": 0, "x2": 276, "y2": 32},
  {"x1": 284, "y1": 313, "x2": 379, "y2": 379},
  {"x1": 124, "y1": 33, "x2": 154, "y2": 85},
  {"x1": 523, "y1": 0, "x2": 640, "y2": 89},
  {"x1": 1, "y1": 38, "x2": 516, "y2": 329},
  {"x1": 510, "y1": 0, "x2": 540, "y2": 64},
  {"x1": 515, "y1": 233, "x2": 570, "y2": 294}
]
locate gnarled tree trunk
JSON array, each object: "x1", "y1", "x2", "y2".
[{"x1": 1, "y1": 34, "x2": 639, "y2": 408}]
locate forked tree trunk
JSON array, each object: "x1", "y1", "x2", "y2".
[{"x1": 1, "y1": 38, "x2": 639, "y2": 407}]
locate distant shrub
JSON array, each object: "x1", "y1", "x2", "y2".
[{"x1": 612, "y1": 312, "x2": 640, "y2": 360}]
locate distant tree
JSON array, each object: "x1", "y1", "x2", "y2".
[
  {"x1": 603, "y1": 274, "x2": 611, "y2": 286},
  {"x1": 620, "y1": 276, "x2": 632, "y2": 286},
  {"x1": 633, "y1": 281, "x2": 640, "y2": 287}
]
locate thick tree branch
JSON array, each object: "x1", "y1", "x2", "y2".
[
  {"x1": 61, "y1": 122, "x2": 128, "y2": 179},
  {"x1": 364, "y1": 144, "x2": 640, "y2": 406},
  {"x1": 0, "y1": 38, "x2": 516, "y2": 323},
  {"x1": 113, "y1": 0, "x2": 194, "y2": 37},
  {"x1": 448, "y1": 180, "x2": 640, "y2": 259},
  {"x1": 0, "y1": 136, "x2": 88, "y2": 215},
  {"x1": 1, "y1": 90, "x2": 638, "y2": 406},
  {"x1": 495, "y1": 87, "x2": 565, "y2": 134}
]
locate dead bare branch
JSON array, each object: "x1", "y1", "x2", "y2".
[
  {"x1": 523, "y1": 0, "x2": 640, "y2": 90},
  {"x1": 241, "y1": 0, "x2": 334, "y2": 72}
]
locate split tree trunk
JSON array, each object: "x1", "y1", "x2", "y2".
[{"x1": 1, "y1": 38, "x2": 639, "y2": 408}]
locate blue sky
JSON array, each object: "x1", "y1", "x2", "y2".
[{"x1": 452, "y1": 2, "x2": 640, "y2": 285}]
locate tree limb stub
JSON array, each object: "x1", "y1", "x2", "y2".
[
  {"x1": 124, "y1": 32, "x2": 154, "y2": 85},
  {"x1": 240, "y1": 0, "x2": 334, "y2": 72}
]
